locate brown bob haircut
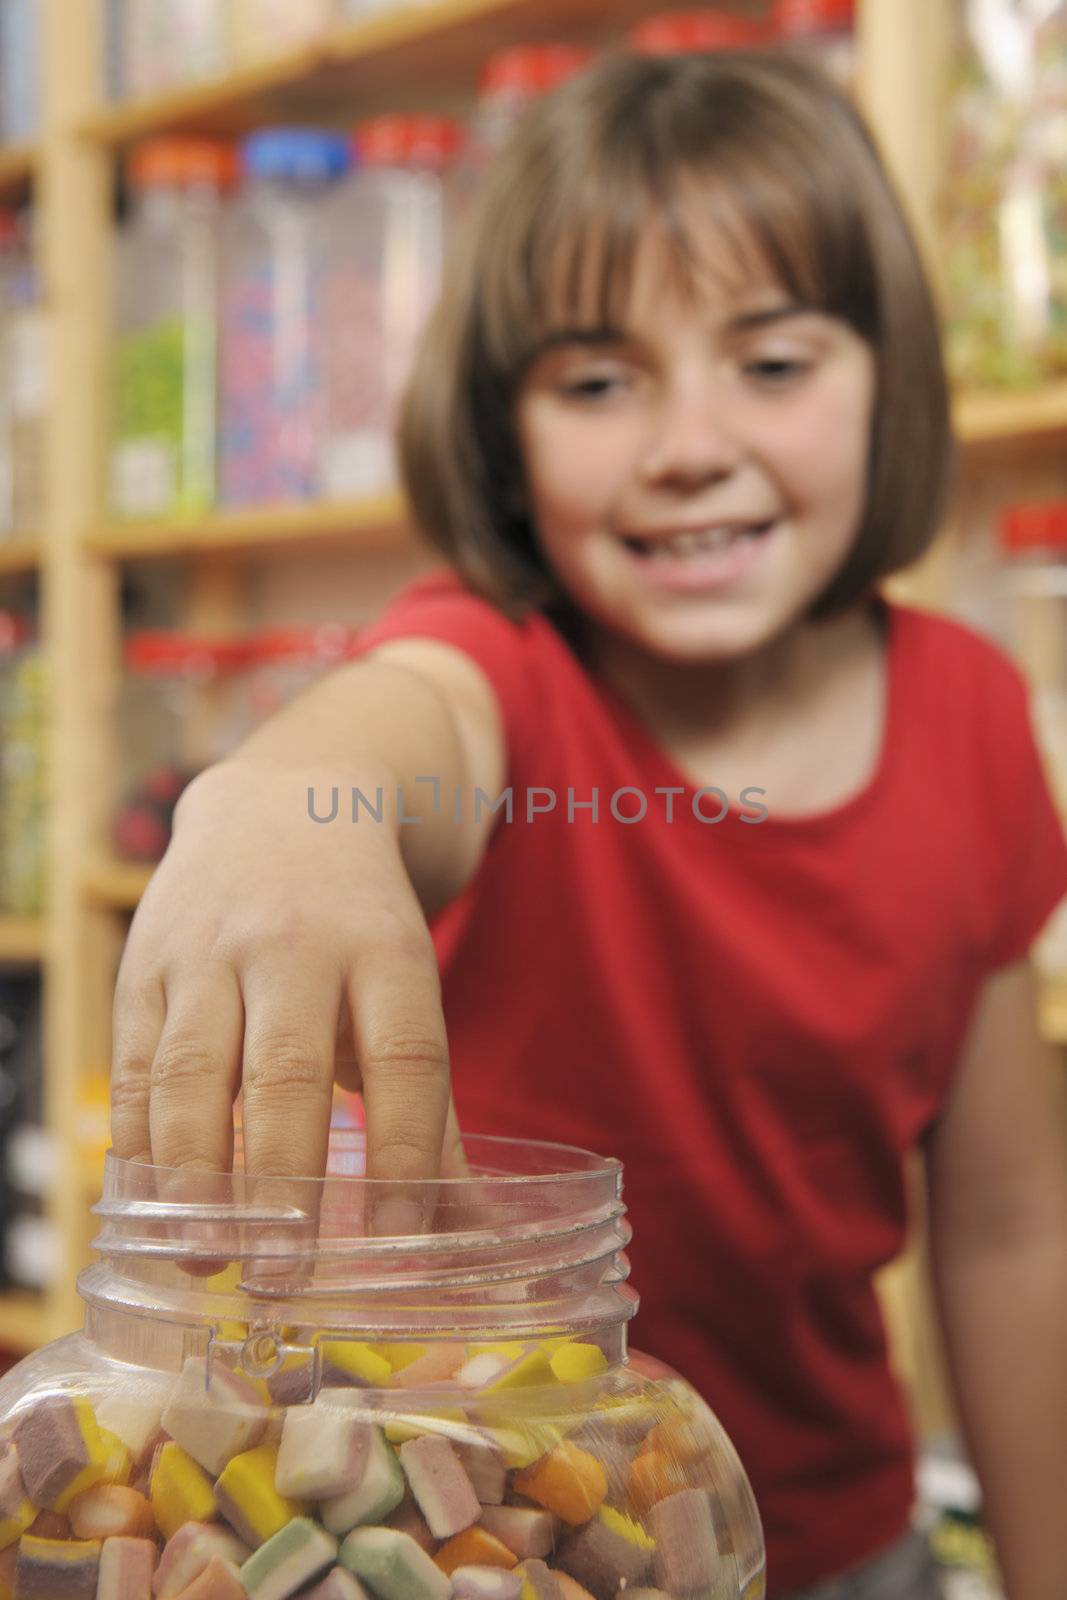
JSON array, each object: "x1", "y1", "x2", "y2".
[{"x1": 397, "y1": 48, "x2": 953, "y2": 621}]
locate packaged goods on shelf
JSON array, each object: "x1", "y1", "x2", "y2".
[
  {"x1": 244, "y1": 623, "x2": 353, "y2": 723},
  {"x1": 627, "y1": 10, "x2": 767, "y2": 55},
  {"x1": 112, "y1": 140, "x2": 238, "y2": 520},
  {"x1": 943, "y1": 0, "x2": 1067, "y2": 389},
  {"x1": 0, "y1": 614, "x2": 46, "y2": 916},
  {"x1": 229, "y1": 0, "x2": 338, "y2": 64},
  {"x1": 114, "y1": 631, "x2": 251, "y2": 862},
  {"x1": 461, "y1": 43, "x2": 596, "y2": 190},
  {"x1": 0, "y1": 0, "x2": 38, "y2": 142},
  {"x1": 0, "y1": 208, "x2": 45, "y2": 538},
  {"x1": 107, "y1": 0, "x2": 231, "y2": 100},
  {"x1": 320, "y1": 116, "x2": 461, "y2": 499},
  {"x1": 0, "y1": 975, "x2": 53, "y2": 1296},
  {"x1": 768, "y1": 0, "x2": 856, "y2": 87},
  {"x1": 0, "y1": 1133, "x2": 766, "y2": 1597},
  {"x1": 220, "y1": 129, "x2": 350, "y2": 507},
  {"x1": 997, "y1": 502, "x2": 1067, "y2": 815}
]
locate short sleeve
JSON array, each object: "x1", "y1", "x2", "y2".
[
  {"x1": 351, "y1": 570, "x2": 540, "y2": 778},
  {"x1": 980, "y1": 658, "x2": 1067, "y2": 971}
]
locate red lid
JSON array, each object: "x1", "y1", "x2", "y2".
[
  {"x1": 628, "y1": 10, "x2": 767, "y2": 53},
  {"x1": 0, "y1": 612, "x2": 33, "y2": 654},
  {"x1": 127, "y1": 138, "x2": 240, "y2": 191},
  {"x1": 125, "y1": 631, "x2": 249, "y2": 676},
  {"x1": 0, "y1": 209, "x2": 21, "y2": 249},
  {"x1": 998, "y1": 503, "x2": 1067, "y2": 553},
  {"x1": 478, "y1": 43, "x2": 596, "y2": 98},
  {"x1": 354, "y1": 115, "x2": 464, "y2": 170},
  {"x1": 771, "y1": 0, "x2": 855, "y2": 38},
  {"x1": 251, "y1": 623, "x2": 354, "y2": 664}
]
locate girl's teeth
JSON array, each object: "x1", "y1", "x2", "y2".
[{"x1": 654, "y1": 528, "x2": 741, "y2": 558}]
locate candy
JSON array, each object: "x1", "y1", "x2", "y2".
[
  {"x1": 319, "y1": 1343, "x2": 392, "y2": 1389},
  {"x1": 547, "y1": 1348, "x2": 607, "y2": 1385},
  {"x1": 12, "y1": 1533, "x2": 101, "y2": 1598},
  {"x1": 0, "y1": 1443, "x2": 34, "y2": 1550},
  {"x1": 12, "y1": 1396, "x2": 109, "y2": 1512},
  {"x1": 95, "y1": 1535, "x2": 158, "y2": 1599},
  {"x1": 451, "y1": 1438, "x2": 506, "y2": 1505},
  {"x1": 434, "y1": 1526, "x2": 517, "y2": 1575},
  {"x1": 515, "y1": 1557, "x2": 561, "y2": 1600},
  {"x1": 240, "y1": 1517, "x2": 337, "y2": 1599},
  {"x1": 276, "y1": 1395, "x2": 376, "y2": 1500},
  {"x1": 399, "y1": 1436, "x2": 479, "y2": 1540},
  {"x1": 340, "y1": 1526, "x2": 452, "y2": 1600},
  {"x1": 217, "y1": 1442, "x2": 307, "y2": 1548},
  {"x1": 153, "y1": 1521, "x2": 250, "y2": 1599},
  {"x1": 388, "y1": 1347, "x2": 466, "y2": 1389},
  {"x1": 98, "y1": 1430, "x2": 135, "y2": 1488},
  {"x1": 0, "y1": 1543, "x2": 15, "y2": 1600},
  {"x1": 161, "y1": 1359, "x2": 267, "y2": 1476},
  {"x1": 25, "y1": 1514, "x2": 68, "y2": 1541},
  {"x1": 554, "y1": 1575, "x2": 595, "y2": 1600},
  {"x1": 451, "y1": 1568, "x2": 524, "y2": 1600},
  {"x1": 627, "y1": 1454, "x2": 689, "y2": 1517},
  {"x1": 66, "y1": 1484, "x2": 154, "y2": 1541},
  {"x1": 95, "y1": 1396, "x2": 164, "y2": 1468},
  {"x1": 648, "y1": 1490, "x2": 720, "y2": 1594},
  {"x1": 382, "y1": 1497, "x2": 435, "y2": 1554},
  {"x1": 511, "y1": 1445, "x2": 608, "y2": 1527},
  {"x1": 174, "y1": 1559, "x2": 247, "y2": 1599},
  {"x1": 456, "y1": 1352, "x2": 555, "y2": 1396},
  {"x1": 149, "y1": 1442, "x2": 216, "y2": 1542},
  {"x1": 476, "y1": 1509, "x2": 557, "y2": 1561},
  {"x1": 556, "y1": 1509, "x2": 654, "y2": 1599},
  {"x1": 321, "y1": 1426, "x2": 405, "y2": 1538},
  {"x1": 302, "y1": 1571, "x2": 372, "y2": 1600}
]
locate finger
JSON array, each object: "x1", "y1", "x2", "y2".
[
  {"x1": 111, "y1": 968, "x2": 166, "y2": 1164},
  {"x1": 149, "y1": 967, "x2": 243, "y2": 1174},
  {"x1": 238, "y1": 961, "x2": 338, "y2": 1181},
  {"x1": 348, "y1": 932, "x2": 451, "y2": 1237},
  {"x1": 440, "y1": 1093, "x2": 469, "y2": 1180}
]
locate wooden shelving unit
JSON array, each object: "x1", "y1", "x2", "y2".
[{"x1": 0, "y1": 2, "x2": 1064, "y2": 1457}]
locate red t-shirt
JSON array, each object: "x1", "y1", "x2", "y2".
[{"x1": 355, "y1": 571, "x2": 1067, "y2": 1595}]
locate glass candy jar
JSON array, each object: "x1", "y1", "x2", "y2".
[{"x1": 0, "y1": 1133, "x2": 765, "y2": 1598}]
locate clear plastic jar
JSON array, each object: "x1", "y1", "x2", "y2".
[
  {"x1": 464, "y1": 45, "x2": 595, "y2": 181},
  {"x1": 998, "y1": 503, "x2": 1067, "y2": 815},
  {"x1": 943, "y1": 1, "x2": 1067, "y2": 389},
  {"x1": 0, "y1": 613, "x2": 47, "y2": 915},
  {"x1": 626, "y1": 11, "x2": 767, "y2": 55},
  {"x1": 0, "y1": 1132, "x2": 765, "y2": 1598},
  {"x1": 111, "y1": 0, "x2": 231, "y2": 99},
  {"x1": 768, "y1": 0, "x2": 855, "y2": 87},
  {"x1": 319, "y1": 116, "x2": 460, "y2": 499},
  {"x1": 0, "y1": 207, "x2": 46, "y2": 537},
  {"x1": 244, "y1": 623, "x2": 353, "y2": 724},
  {"x1": 112, "y1": 139, "x2": 237, "y2": 520},
  {"x1": 229, "y1": 0, "x2": 337, "y2": 66},
  {"x1": 220, "y1": 129, "x2": 350, "y2": 507},
  {"x1": 113, "y1": 631, "x2": 250, "y2": 862},
  {"x1": 0, "y1": 0, "x2": 39, "y2": 142}
]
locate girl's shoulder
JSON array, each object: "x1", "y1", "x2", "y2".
[{"x1": 886, "y1": 597, "x2": 1032, "y2": 723}]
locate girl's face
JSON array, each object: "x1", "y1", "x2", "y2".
[{"x1": 514, "y1": 223, "x2": 877, "y2": 664}]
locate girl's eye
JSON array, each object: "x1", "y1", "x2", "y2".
[
  {"x1": 744, "y1": 356, "x2": 811, "y2": 385},
  {"x1": 559, "y1": 371, "x2": 630, "y2": 400}
]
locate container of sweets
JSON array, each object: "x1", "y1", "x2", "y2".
[
  {"x1": 767, "y1": 0, "x2": 855, "y2": 87},
  {"x1": 219, "y1": 129, "x2": 350, "y2": 506},
  {"x1": 244, "y1": 623, "x2": 353, "y2": 724},
  {"x1": 462, "y1": 43, "x2": 595, "y2": 188},
  {"x1": 626, "y1": 11, "x2": 767, "y2": 55},
  {"x1": 0, "y1": 1131, "x2": 766, "y2": 1598},
  {"x1": 320, "y1": 116, "x2": 460, "y2": 499},
  {"x1": 112, "y1": 139, "x2": 238, "y2": 519},
  {"x1": 111, "y1": 0, "x2": 231, "y2": 98},
  {"x1": 997, "y1": 502, "x2": 1067, "y2": 814},
  {"x1": 113, "y1": 630, "x2": 250, "y2": 862}
]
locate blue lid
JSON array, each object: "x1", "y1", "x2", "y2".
[{"x1": 241, "y1": 128, "x2": 350, "y2": 184}]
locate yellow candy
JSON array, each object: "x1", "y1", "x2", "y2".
[
  {"x1": 599, "y1": 1505, "x2": 655, "y2": 1551},
  {"x1": 487, "y1": 1419, "x2": 568, "y2": 1470},
  {"x1": 479, "y1": 1349, "x2": 557, "y2": 1395},
  {"x1": 549, "y1": 1344, "x2": 609, "y2": 1384},
  {"x1": 384, "y1": 1408, "x2": 467, "y2": 1445},
  {"x1": 466, "y1": 1342, "x2": 528, "y2": 1362},
  {"x1": 370, "y1": 1343, "x2": 418, "y2": 1371},
  {"x1": 216, "y1": 1443, "x2": 307, "y2": 1545},
  {"x1": 53, "y1": 1397, "x2": 110, "y2": 1512},
  {"x1": 0, "y1": 1489, "x2": 34, "y2": 1552},
  {"x1": 98, "y1": 1427, "x2": 133, "y2": 1486},
  {"x1": 318, "y1": 1339, "x2": 392, "y2": 1387},
  {"x1": 150, "y1": 1440, "x2": 216, "y2": 1540}
]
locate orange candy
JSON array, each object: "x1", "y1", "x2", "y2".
[
  {"x1": 434, "y1": 1526, "x2": 519, "y2": 1575},
  {"x1": 638, "y1": 1414, "x2": 706, "y2": 1464},
  {"x1": 68, "y1": 1485, "x2": 156, "y2": 1541},
  {"x1": 628, "y1": 1450, "x2": 691, "y2": 1515},
  {"x1": 555, "y1": 1575, "x2": 597, "y2": 1600},
  {"x1": 511, "y1": 1442, "x2": 608, "y2": 1526}
]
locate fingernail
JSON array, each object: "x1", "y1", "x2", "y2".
[{"x1": 370, "y1": 1195, "x2": 428, "y2": 1239}]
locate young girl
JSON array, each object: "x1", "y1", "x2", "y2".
[{"x1": 110, "y1": 50, "x2": 1067, "y2": 1600}]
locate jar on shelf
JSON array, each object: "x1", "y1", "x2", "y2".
[
  {"x1": 220, "y1": 129, "x2": 351, "y2": 507},
  {"x1": 626, "y1": 11, "x2": 767, "y2": 55},
  {"x1": 942, "y1": 1, "x2": 1067, "y2": 389},
  {"x1": 767, "y1": 0, "x2": 856, "y2": 87},
  {"x1": 110, "y1": 0, "x2": 231, "y2": 100},
  {"x1": 319, "y1": 116, "x2": 461, "y2": 500},
  {"x1": 0, "y1": 613, "x2": 47, "y2": 916},
  {"x1": 245, "y1": 623, "x2": 353, "y2": 723},
  {"x1": 0, "y1": 1131, "x2": 766, "y2": 1597},
  {"x1": 114, "y1": 631, "x2": 250, "y2": 862},
  {"x1": 111, "y1": 138, "x2": 238, "y2": 520},
  {"x1": 998, "y1": 502, "x2": 1067, "y2": 815},
  {"x1": 0, "y1": 0, "x2": 40, "y2": 143},
  {"x1": 465, "y1": 44, "x2": 596, "y2": 176},
  {"x1": 229, "y1": 0, "x2": 337, "y2": 66},
  {"x1": 0, "y1": 207, "x2": 46, "y2": 538}
]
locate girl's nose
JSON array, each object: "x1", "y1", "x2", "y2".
[{"x1": 637, "y1": 382, "x2": 740, "y2": 491}]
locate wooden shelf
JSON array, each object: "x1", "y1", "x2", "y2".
[
  {"x1": 0, "y1": 537, "x2": 43, "y2": 575},
  {"x1": 77, "y1": 0, "x2": 680, "y2": 144},
  {"x1": 0, "y1": 915, "x2": 46, "y2": 964},
  {"x1": 85, "y1": 492, "x2": 413, "y2": 560},
  {"x1": 954, "y1": 382, "x2": 1067, "y2": 448},
  {"x1": 0, "y1": 141, "x2": 36, "y2": 203},
  {"x1": 83, "y1": 857, "x2": 153, "y2": 910},
  {"x1": 0, "y1": 1291, "x2": 48, "y2": 1354},
  {"x1": 1042, "y1": 972, "x2": 1067, "y2": 1047}
]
